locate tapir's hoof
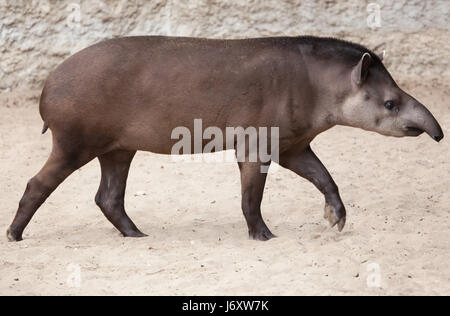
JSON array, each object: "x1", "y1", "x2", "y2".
[
  {"x1": 324, "y1": 203, "x2": 346, "y2": 232},
  {"x1": 122, "y1": 230, "x2": 148, "y2": 238},
  {"x1": 6, "y1": 227, "x2": 23, "y2": 242},
  {"x1": 249, "y1": 226, "x2": 276, "y2": 241}
]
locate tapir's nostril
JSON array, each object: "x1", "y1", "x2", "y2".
[{"x1": 433, "y1": 135, "x2": 444, "y2": 142}]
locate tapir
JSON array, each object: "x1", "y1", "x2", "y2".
[{"x1": 7, "y1": 36, "x2": 444, "y2": 242}]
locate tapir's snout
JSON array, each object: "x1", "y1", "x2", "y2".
[
  {"x1": 403, "y1": 100, "x2": 444, "y2": 143},
  {"x1": 433, "y1": 130, "x2": 444, "y2": 142}
]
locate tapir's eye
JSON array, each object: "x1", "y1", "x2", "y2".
[{"x1": 384, "y1": 100, "x2": 395, "y2": 110}]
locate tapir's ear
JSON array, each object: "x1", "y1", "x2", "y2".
[
  {"x1": 378, "y1": 50, "x2": 386, "y2": 61},
  {"x1": 351, "y1": 53, "x2": 372, "y2": 85}
]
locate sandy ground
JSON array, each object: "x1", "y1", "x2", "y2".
[{"x1": 0, "y1": 83, "x2": 449, "y2": 296}]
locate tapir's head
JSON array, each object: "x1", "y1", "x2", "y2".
[{"x1": 340, "y1": 52, "x2": 444, "y2": 142}]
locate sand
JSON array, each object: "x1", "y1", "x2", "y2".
[{"x1": 0, "y1": 83, "x2": 449, "y2": 296}]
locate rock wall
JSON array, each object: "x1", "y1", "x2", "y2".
[{"x1": 1, "y1": 0, "x2": 449, "y2": 93}]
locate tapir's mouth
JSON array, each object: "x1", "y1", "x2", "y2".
[{"x1": 405, "y1": 126, "x2": 425, "y2": 136}]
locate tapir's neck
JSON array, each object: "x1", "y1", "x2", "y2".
[{"x1": 297, "y1": 56, "x2": 351, "y2": 136}]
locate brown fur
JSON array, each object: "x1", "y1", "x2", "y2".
[{"x1": 7, "y1": 36, "x2": 443, "y2": 242}]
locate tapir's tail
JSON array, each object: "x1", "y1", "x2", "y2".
[
  {"x1": 39, "y1": 83, "x2": 50, "y2": 135},
  {"x1": 41, "y1": 123, "x2": 49, "y2": 134}
]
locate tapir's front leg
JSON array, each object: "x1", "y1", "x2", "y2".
[
  {"x1": 279, "y1": 146, "x2": 346, "y2": 231},
  {"x1": 238, "y1": 162, "x2": 276, "y2": 241}
]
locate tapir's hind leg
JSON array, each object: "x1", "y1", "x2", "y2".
[
  {"x1": 238, "y1": 162, "x2": 275, "y2": 241},
  {"x1": 7, "y1": 145, "x2": 95, "y2": 242},
  {"x1": 95, "y1": 150, "x2": 147, "y2": 238}
]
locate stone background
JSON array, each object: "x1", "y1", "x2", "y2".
[{"x1": 0, "y1": 0, "x2": 449, "y2": 93}]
